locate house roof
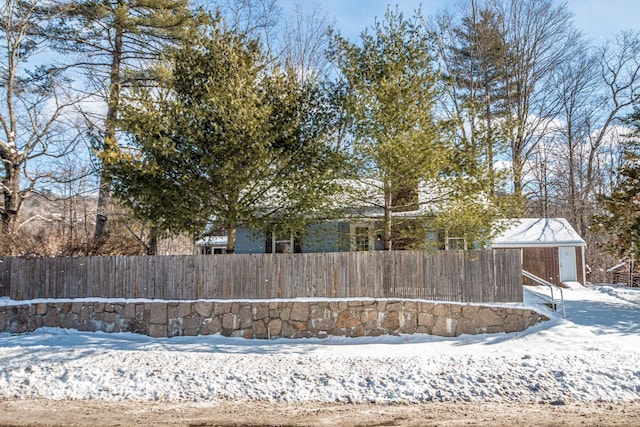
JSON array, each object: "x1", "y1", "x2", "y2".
[
  {"x1": 331, "y1": 178, "x2": 483, "y2": 219},
  {"x1": 492, "y1": 218, "x2": 586, "y2": 248},
  {"x1": 201, "y1": 178, "x2": 470, "y2": 227},
  {"x1": 195, "y1": 236, "x2": 228, "y2": 247}
]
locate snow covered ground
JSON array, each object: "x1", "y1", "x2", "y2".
[{"x1": 0, "y1": 285, "x2": 639, "y2": 404}]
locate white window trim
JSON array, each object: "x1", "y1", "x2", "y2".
[
  {"x1": 444, "y1": 230, "x2": 467, "y2": 250},
  {"x1": 271, "y1": 232, "x2": 294, "y2": 253},
  {"x1": 350, "y1": 222, "x2": 374, "y2": 251}
]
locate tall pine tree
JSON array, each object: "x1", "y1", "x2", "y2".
[
  {"x1": 447, "y1": 2, "x2": 511, "y2": 198},
  {"x1": 331, "y1": 7, "x2": 451, "y2": 250},
  {"x1": 48, "y1": 0, "x2": 198, "y2": 249}
]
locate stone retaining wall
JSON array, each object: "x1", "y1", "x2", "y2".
[{"x1": 0, "y1": 300, "x2": 547, "y2": 339}]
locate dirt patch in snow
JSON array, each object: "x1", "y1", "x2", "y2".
[{"x1": 1, "y1": 399, "x2": 639, "y2": 426}]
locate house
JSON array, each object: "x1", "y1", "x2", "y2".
[
  {"x1": 491, "y1": 218, "x2": 587, "y2": 287},
  {"x1": 196, "y1": 220, "x2": 391, "y2": 254},
  {"x1": 195, "y1": 179, "x2": 469, "y2": 254}
]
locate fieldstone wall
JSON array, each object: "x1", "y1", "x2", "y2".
[{"x1": 0, "y1": 299, "x2": 547, "y2": 339}]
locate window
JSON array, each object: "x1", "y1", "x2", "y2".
[
  {"x1": 443, "y1": 230, "x2": 467, "y2": 250},
  {"x1": 351, "y1": 223, "x2": 374, "y2": 251},
  {"x1": 197, "y1": 235, "x2": 228, "y2": 255},
  {"x1": 266, "y1": 231, "x2": 299, "y2": 253},
  {"x1": 200, "y1": 246, "x2": 226, "y2": 255},
  {"x1": 446, "y1": 237, "x2": 466, "y2": 251},
  {"x1": 275, "y1": 234, "x2": 293, "y2": 253},
  {"x1": 354, "y1": 226, "x2": 370, "y2": 251}
]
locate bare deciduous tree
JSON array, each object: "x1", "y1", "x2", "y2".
[
  {"x1": 279, "y1": 2, "x2": 334, "y2": 83},
  {"x1": 587, "y1": 32, "x2": 640, "y2": 197},
  {"x1": 431, "y1": 0, "x2": 579, "y2": 216},
  {"x1": 547, "y1": 32, "x2": 640, "y2": 234},
  {"x1": 0, "y1": 0, "x2": 82, "y2": 254},
  {"x1": 498, "y1": 0, "x2": 580, "y2": 211}
]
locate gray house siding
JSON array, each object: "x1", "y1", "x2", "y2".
[
  {"x1": 230, "y1": 221, "x2": 435, "y2": 254},
  {"x1": 301, "y1": 222, "x2": 350, "y2": 253},
  {"x1": 235, "y1": 228, "x2": 267, "y2": 254},
  {"x1": 233, "y1": 222, "x2": 352, "y2": 254}
]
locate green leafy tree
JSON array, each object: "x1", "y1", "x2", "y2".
[{"x1": 104, "y1": 21, "x2": 343, "y2": 253}]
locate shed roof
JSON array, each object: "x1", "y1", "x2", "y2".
[{"x1": 492, "y1": 218, "x2": 586, "y2": 248}]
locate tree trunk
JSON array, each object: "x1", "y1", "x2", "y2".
[
  {"x1": 226, "y1": 227, "x2": 236, "y2": 254},
  {"x1": 146, "y1": 228, "x2": 158, "y2": 256},
  {"x1": 512, "y1": 150, "x2": 525, "y2": 217},
  {"x1": 483, "y1": 67, "x2": 495, "y2": 198},
  {"x1": 384, "y1": 192, "x2": 392, "y2": 251},
  {"x1": 94, "y1": 178, "x2": 111, "y2": 246},
  {"x1": 1, "y1": 163, "x2": 22, "y2": 255},
  {"x1": 567, "y1": 130, "x2": 577, "y2": 227},
  {"x1": 486, "y1": 123, "x2": 495, "y2": 198},
  {"x1": 94, "y1": 5, "x2": 124, "y2": 248}
]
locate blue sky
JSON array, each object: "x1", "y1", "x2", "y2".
[{"x1": 278, "y1": 0, "x2": 639, "y2": 43}]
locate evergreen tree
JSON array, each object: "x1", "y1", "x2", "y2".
[
  {"x1": 447, "y1": 2, "x2": 511, "y2": 197},
  {"x1": 104, "y1": 21, "x2": 343, "y2": 253},
  {"x1": 331, "y1": 7, "x2": 457, "y2": 250},
  {"x1": 596, "y1": 110, "x2": 640, "y2": 260},
  {"x1": 48, "y1": 0, "x2": 199, "y2": 248}
]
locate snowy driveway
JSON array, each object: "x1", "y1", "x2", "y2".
[{"x1": 564, "y1": 286, "x2": 640, "y2": 337}]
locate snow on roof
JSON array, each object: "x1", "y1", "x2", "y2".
[
  {"x1": 203, "y1": 179, "x2": 466, "y2": 226},
  {"x1": 330, "y1": 178, "x2": 479, "y2": 218},
  {"x1": 195, "y1": 236, "x2": 228, "y2": 247},
  {"x1": 492, "y1": 218, "x2": 586, "y2": 248},
  {"x1": 606, "y1": 262, "x2": 627, "y2": 273}
]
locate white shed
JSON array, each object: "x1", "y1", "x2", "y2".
[{"x1": 492, "y1": 218, "x2": 587, "y2": 287}]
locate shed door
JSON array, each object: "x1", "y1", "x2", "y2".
[{"x1": 559, "y1": 246, "x2": 577, "y2": 282}]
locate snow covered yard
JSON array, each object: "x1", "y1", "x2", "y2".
[{"x1": 0, "y1": 285, "x2": 639, "y2": 405}]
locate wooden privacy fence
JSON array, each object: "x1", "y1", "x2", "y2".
[
  {"x1": 0, "y1": 257, "x2": 10, "y2": 298},
  {"x1": 1, "y1": 249, "x2": 523, "y2": 303}
]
